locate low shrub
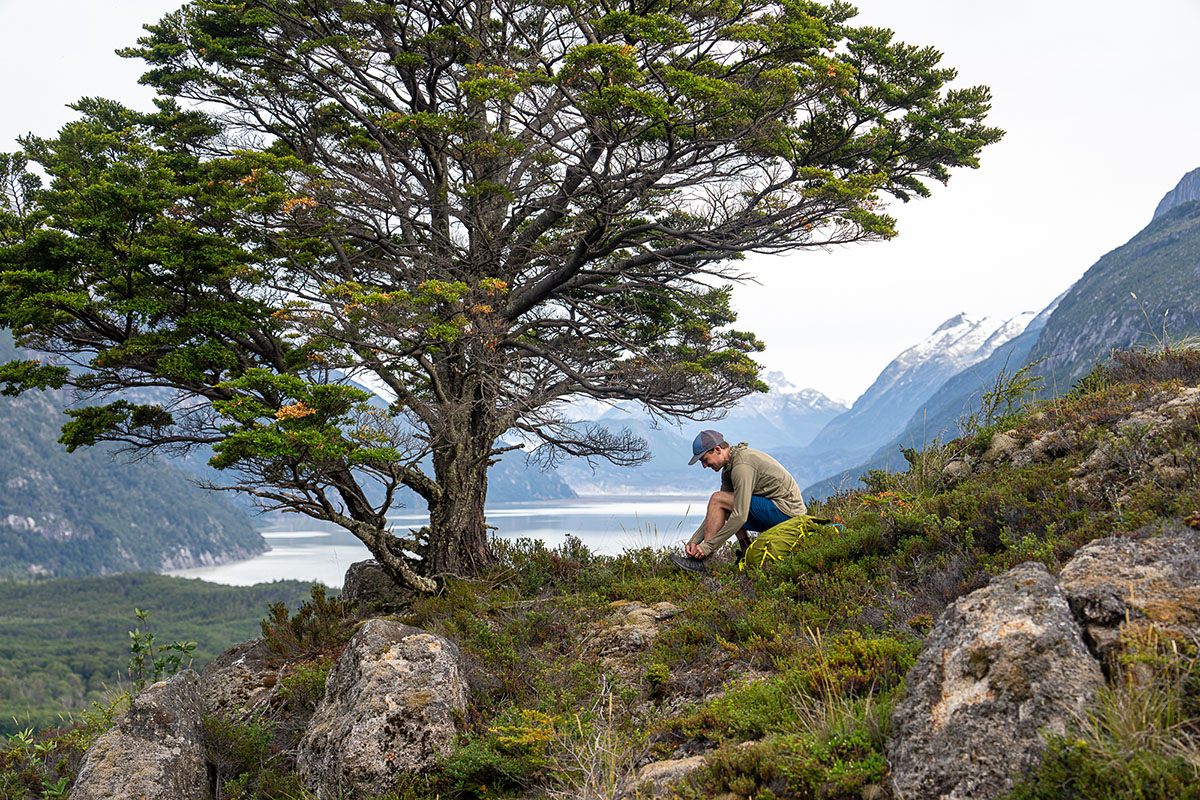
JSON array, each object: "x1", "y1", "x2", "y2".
[
  {"x1": 277, "y1": 656, "x2": 335, "y2": 713},
  {"x1": 0, "y1": 695, "x2": 125, "y2": 800},
  {"x1": 260, "y1": 585, "x2": 355, "y2": 666},
  {"x1": 202, "y1": 714, "x2": 304, "y2": 800}
]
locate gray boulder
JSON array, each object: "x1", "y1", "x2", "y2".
[
  {"x1": 72, "y1": 670, "x2": 208, "y2": 800},
  {"x1": 887, "y1": 562, "x2": 1103, "y2": 800},
  {"x1": 199, "y1": 636, "x2": 276, "y2": 719},
  {"x1": 343, "y1": 558, "x2": 412, "y2": 612},
  {"x1": 1060, "y1": 528, "x2": 1200, "y2": 662},
  {"x1": 297, "y1": 619, "x2": 468, "y2": 798}
]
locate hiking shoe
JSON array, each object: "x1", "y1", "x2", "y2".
[{"x1": 669, "y1": 552, "x2": 709, "y2": 574}]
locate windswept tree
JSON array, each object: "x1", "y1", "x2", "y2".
[{"x1": 0, "y1": 0, "x2": 1001, "y2": 591}]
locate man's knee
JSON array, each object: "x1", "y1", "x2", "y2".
[{"x1": 707, "y1": 491, "x2": 733, "y2": 511}]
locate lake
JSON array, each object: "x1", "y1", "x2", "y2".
[{"x1": 168, "y1": 496, "x2": 708, "y2": 587}]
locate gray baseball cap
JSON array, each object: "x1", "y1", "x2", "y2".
[{"x1": 688, "y1": 429, "x2": 725, "y2": 465}]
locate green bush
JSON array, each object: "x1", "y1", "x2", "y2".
[
  {"x1": 261, "y1": 585, "x2": 355, "y2": 666},
  {"x1": 1005, "y1": 736, "x2": 1200, "y2": 800},
  {"x1": 440, "y1": 708, "x2": 557, "y2": 798},
  {"x1": 202, "y1": 714, "x2": 305, "y2": 800},
  {"x1": 278, "y1": 656, "x2": 335, "y2": 713},
  {"x1": 0, "y1": 695, "x2": 124, "y2": 800}
]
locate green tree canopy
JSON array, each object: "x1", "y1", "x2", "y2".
[{"x1": 0, "y1": 0, "x2": 1001, "y2": 591}]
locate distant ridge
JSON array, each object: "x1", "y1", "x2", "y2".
[
  {"x1": 0, "y1": 333, "x2": 265, "y2": 578},
  {"x1": 804, "y1": 299, "x2": 1058, "y2": 499},
  {"x1": 1028, "y1": 198, "x2": 1200, "y2": 390},
  {"x1": 806, "y1": 167, "x2": 1200, "y2": 499},
  {"x1": 555, "y1": 379, "x2": 847, "y2": 494}
]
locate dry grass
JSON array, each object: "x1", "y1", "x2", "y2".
[
  {"x1": 1072, "y1": 638, "x2": 1200, "y2": 776},
  {"x1": 544, "y1": 681, "x2": 643, "y2": 800}
]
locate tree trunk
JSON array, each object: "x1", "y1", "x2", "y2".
[{"x1": 425, "y1": 435, "x2": 495, "y2": 578}]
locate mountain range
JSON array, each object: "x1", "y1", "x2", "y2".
[
  {"x1": 805, "y1": 167, "x2": 1200, "y2": 497},
  {"x1": 555, "y1": 374, "x2": 848, "y2": 494},
  {"x1": 555, "y1": 166, "x2": 1200, "y2": 502},
  {"x1": 0, "y1": 334, "x2": 265, "y2": 578}
]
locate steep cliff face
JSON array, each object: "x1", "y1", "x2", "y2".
[{"x1": 1152, "y1": 165, "x2": 1200, "y2": 220}]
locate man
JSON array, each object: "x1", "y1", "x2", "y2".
[{"x1": 671, "y1": 430, "x2": 807, "y2": 572}]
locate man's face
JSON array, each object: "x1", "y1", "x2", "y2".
[{"x1": 699, "y1": 444, "x2": 729, "y2": 472}]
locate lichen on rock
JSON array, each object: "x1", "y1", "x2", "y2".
[
  {"x1": 71, "y1": 671, "x2": 208, "y2": 800},
  {"x1": 296, "y1": 618, "x2": 468, "y2": 799},
  {"x1": 1059, "y1": 527, "x2": 1200, "y2": 663},
  {"x1": 886, "y1": 562, "x2": 1104, "y2": 800}
]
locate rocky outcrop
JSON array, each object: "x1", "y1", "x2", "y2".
[
  {"x1": 71, "y1": 671, "x2": 208, "y2": 800},
  {"x1": 1060, "y1": 528, "x2": 1200, "y2": 663},
  {"x1": 296, "y1": 618, "x2": 468, "y2": 799},
  {"x1": 620, "y1": 754, "x2": 707, "y2": 798},
  {"x1": 593, "y1": 600, "x2": 682, "y2": 655},
  {"x1": 938, "y1": 386, "x2": 1199, "y2": 498},
  {"x1": 887, "y1": 563, "x2": 1104, "y2": 800},
  {"x1": 1067, "y1": 387, "x2": 1200, "y2": 498},
  {"x1": 1152, "y1": 165, "x2": 1200, "y2": 220}
]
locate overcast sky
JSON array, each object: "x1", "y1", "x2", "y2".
[{"x1": 2, "y1": 0, "x2": 1198, "y2": 404}]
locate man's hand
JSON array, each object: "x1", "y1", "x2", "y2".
[{"x1": 685, "y1": 542, "x2": 706, "y2": 559}]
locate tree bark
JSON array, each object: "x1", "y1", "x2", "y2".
[{"x1": 425, "y1": 434, "x2": 495, "y2": 578}]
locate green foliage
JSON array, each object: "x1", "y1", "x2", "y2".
[
  {"x1": 0, "y1": 694, "x2": 125, "y2": 800},
  {"x1": 277, "y1": 656, "x2": 335, "y2": 714},
  {"x1": 260, "y1": 585, "x2": 355, "y2": 666},
  {"x1": 1006, "y1": 645, "x2": 1200, "y2": 800},
  {"x1": 0, "y1": 575, "x2": 312, "y2": 736},
  {"x1": 671, "y1": 630, "x2": 916, "y2": 744},
  {"x1": 959, "y1": 360, "x2": 1045, "y2": 439},
  {"x1": 127, "y1": 607, "x2": 197, "y2": 692},
  {"x1": 441, "y1": 709, "x2": 557, "y2": 797},
  {"x1": 1074, "y1": 346, "x2": 1200, "y2": 394},
  {"x1": 202, "y1": 714, "x2": 306, "y2": 800},
  {"x1": 672, "y1": 696, "x2": 894, "y2": 800}
]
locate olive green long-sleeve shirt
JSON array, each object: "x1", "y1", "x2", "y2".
[{"x1": 688, "y1": 443, "x2": 807, "y2": 556}]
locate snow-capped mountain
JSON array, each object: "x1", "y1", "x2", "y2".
[
  {"x1": 800, "y1": 311, "x2": 1038, "y2": 471},
  {"x1": 804, "y1": 300, "x2": 1062, "y2": 499},
  {"x1": 552, "y1": 378, "x2": 847, "y2": 495}
]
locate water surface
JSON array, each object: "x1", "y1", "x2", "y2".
[{"x1": 169, "y1": 496, "x2": 706, "y2": 587}]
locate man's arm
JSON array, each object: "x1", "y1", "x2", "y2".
[{"x1": 696, "y1": 463, "x2": 753, "y2": 556}]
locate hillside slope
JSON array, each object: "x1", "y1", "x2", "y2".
[
  {"x1": 5, "y1": 349, "x2": 1199, "y2": 800},
  {"x1": 1028, "y1": 198, "x2": 1200, "y2": 390},
  {"x1": 806, "y1": 171, "x2": 1200, "y2": 499},
  {"x1": 0, "y1": 334, "x2": 264, "y2": 578}
]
